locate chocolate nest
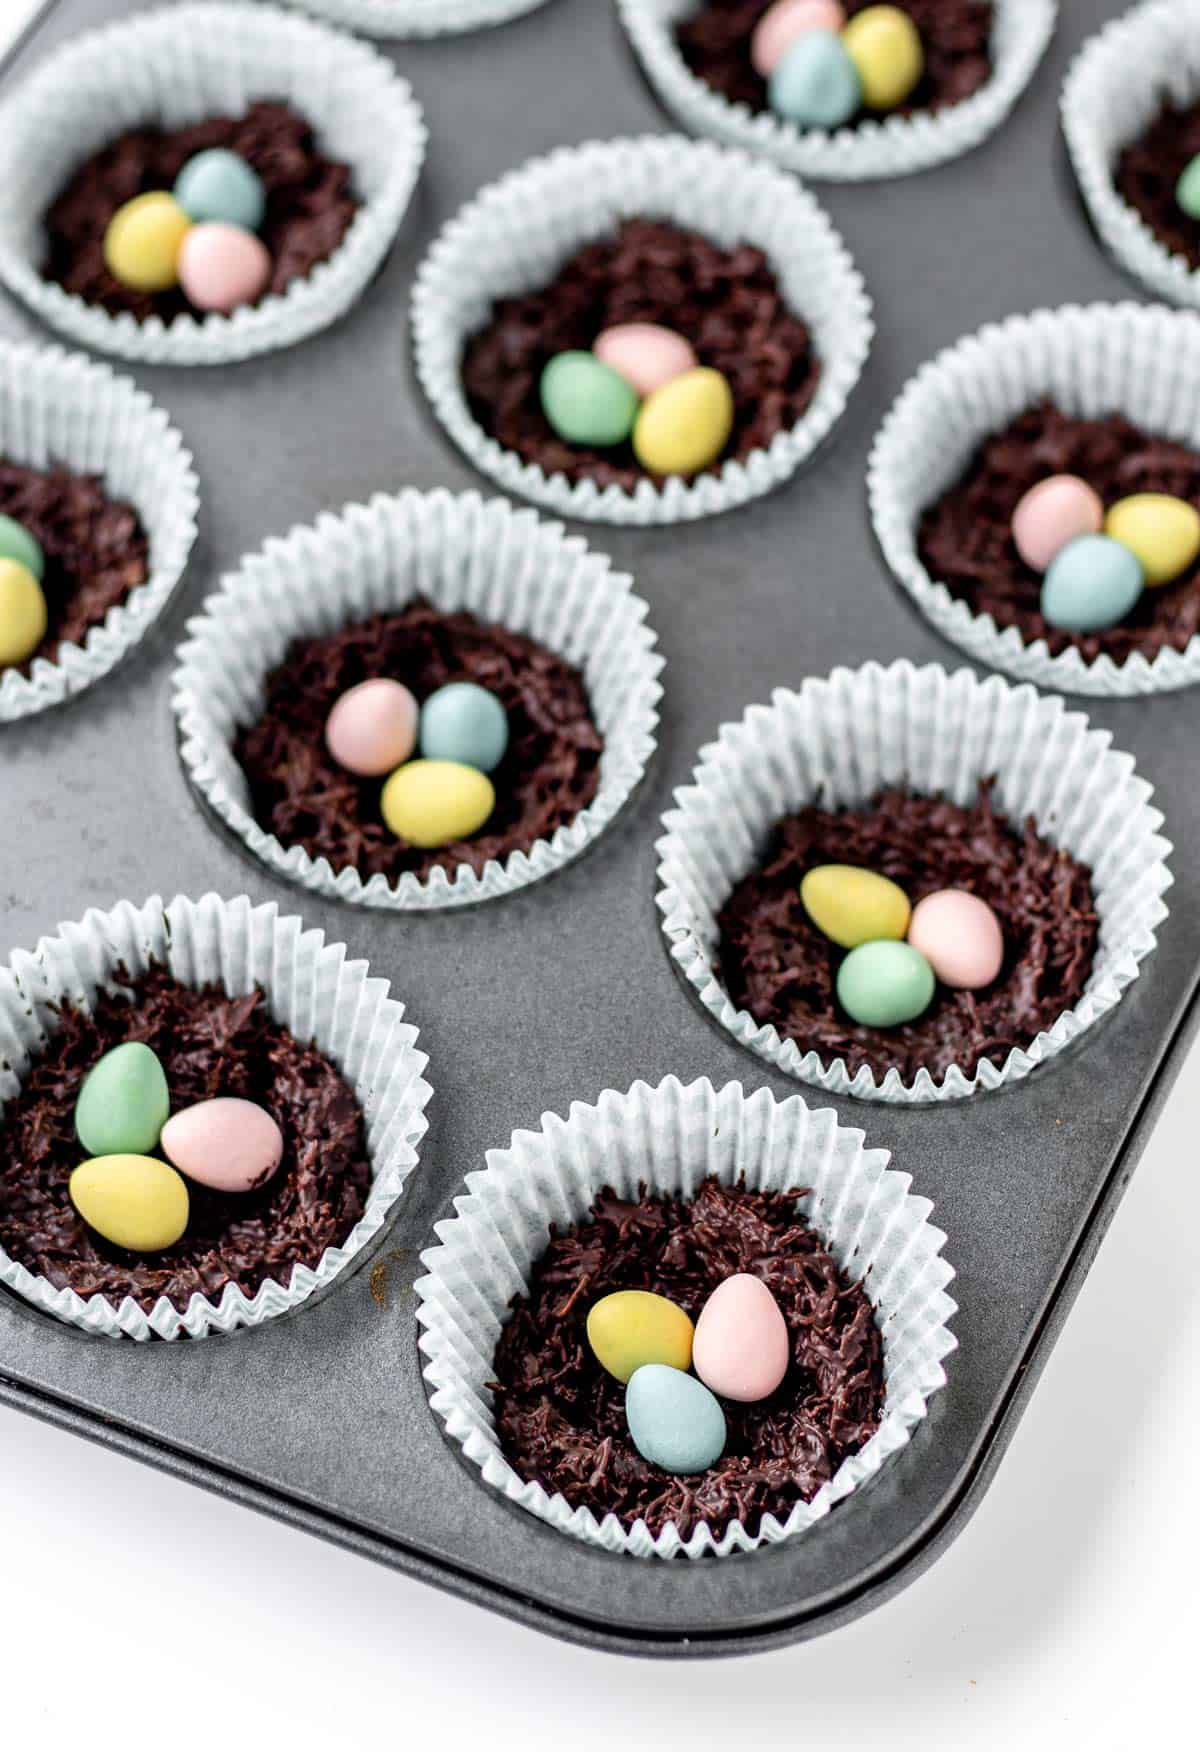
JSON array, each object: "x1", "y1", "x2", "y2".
[
  {"x1": 0, "y1": 966, "x2": 371, "y2": 1312},
  {"x1": 717, "y1": 783, "x2": 1098, "y2": 1083},
  {"x1": 917, "y1": 403, "x2": 1200, "y2": 665},
  {"x1": 1116, "y1": 99, "x2": 1200, "y2": 272},
  {"x1": 461, "y1": 218, "x2": 821, "y2": 492},
  {"x1": 491, "y1": 1178, "x2": 884, "y2": 1539}
]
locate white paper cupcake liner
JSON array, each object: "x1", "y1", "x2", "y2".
[
  {"x1": 617, "y1": 0, "x2": 1055, "y2": 182},
  {"x1": 1063, "y1": 0, "x2": 1200, "y2": 309},
  {"x1": 275, "y1": 0, "x2": 553, "y2": 37},
  {"x1": 172, "y1": 488, "x2": 663, "y2": 908},
  {"x1": 869, "y1": 301, "x2": 1200, "y2": 695},
  {"x1": 656, "y1": 661, "x2": 1172, "y2": 1103},
  {"x1": 0, "y1": 3, "x2": 426, "y2": 366},
  {"x1": 415, "y1": 1074, "x2": 957, "y2": 1558},
  {"x1": 411, "y1": 134, "x2": 873, "y2": 525},
  {"x1": 0, "y1": 341, "x2": 198, "y2": 722},
  {"x1": 0, "y1": 893, "x2": 432, "y2": 1340}
]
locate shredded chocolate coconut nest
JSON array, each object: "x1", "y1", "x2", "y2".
[
  {"x1": 675, "y1": 0, "x2": 993, "y2": 122},
  {"x1": 492, "y1": 1179, "x2": 884, "y2": 1539},
  {"x1": 1116, "y1": 100, "x2": 1200, "y2": 272},
  {"x1": 461, "y1": 218, "x2": 821, "y2": 492},
  {"x1": 718, "y1": 783, "x2": 1097, "y2": 1083},
  {"x1": 0, "y1": 457, "x2": 148, "y2": 672},
  {"x1": 234, "y1": 598, "x2": 603, "y2": 884},
  {"x1": 917, "y1": 402, "x2": 1200, "y2": 664},
  {"x1": 43, "y1": 99, "x2": 358, "y2": 321},
  {"x1": 0, "y1": 966, "x2": 371, "y2": 1312}
]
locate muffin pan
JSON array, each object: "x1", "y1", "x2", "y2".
[{"x1": 1, "y1": 0, "x2": 1197, "y2": 1656}]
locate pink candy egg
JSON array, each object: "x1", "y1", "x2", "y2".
[
  {"x1": 908, "y1": 889, "x2": 1004, "y2": 991},
  {"x1": 178, "y1": 221, "x2": 272, "y2": 315},
  {"x1": 693, "y1": 1273, "x2": 790, "y2": 1403},
  {"x1": 1011, "y1": 474, "x2": 1104, "y2": 573},
  {"x1": 325, "y1": 679, "x2": 418, "y2": 777},
  {"x1": 751, "y1": 0, "x2": 848, "y2": 77},
  {"x1": 160, "y1": 1097, "x2": 284, "y2": 1194},
  {"x1": 593, "y1": 323, "x2": 698, "y2": 398}
]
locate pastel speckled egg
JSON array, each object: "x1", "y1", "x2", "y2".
[
  {"x1": 1177, "y1": 153, "x2": 1200, "y2": 220},
  {"x1": 1040, "y1": 534, "x2": 1144, "y2": 633},
  {"x1": 381, "y1": 758, "x2": 495, "y2": 848},
  {"x1": 1011, "y1": 475, "x2": 1104, "y2": 573},
  {"x1": 632, "y1": 367, "x2": 734, "y2": 477},
  {"x1": 800, "y1": 864, "x2": 911, "y2": 949},
  {"x1": 75, "y1": 1041, "x2": 169, "y2": 1157},
  {"x1": 325, "y1": 679, "x2": 418, "y2": 777},
  {"x1": 625, "y1": 1364, "x2": 727, "y2": 1474},
  {"x1": 769, "y1": 30, "x2": 862, "y2": 128},
  {"x1": 0, "y1": 514, "x2": 44, "y2": 581},
  {"x1": 907, "y1": 889, "x2": 1004, "y2": 991},
  {"x1": 1103, "y1": 493, "x2": 1200, "y2": 587},
  {"x1": 540, "y1": 351, "x2": 639, "y2": 447},
  {"x1": 0, "y1": 558, "x2": 47, "y2": 668},
  {"x1": 693, "y1": 1274, "x2": 790, "y2": 1403},
  {"x1": 161, "y1": 1097, "x2": 284, "y2": 1194},
  {"x1": 841, "y1": 4, "x2": 924, "y2": 110},
  {"x1": 837, "y1": 939, "x2": 935, "y2": 1027},
  {"x1": 586, "y1": 1290, "x2": 695, "y2": 1383},
  {"x1": 751, "y1": 0, "x2": 847, "y2": 77},
  {"x1": 593, "y1": 323, "x2": 698, "y2": 398},
  {"x1": 178, "y1": 222, "x2": 272, "y2": 315},
  {"x1": 103, "y1": 192, "x2": 191, "y2": 292},
  {"x1": 419, "y1": 681, "x2": 509, "y2": 773},
  {"x1": 69, "y1": 1154, "x2": 189, "y2": 1253},
  {"x1": 174, "y1": 148, "x2": 266, "y2": 232}
]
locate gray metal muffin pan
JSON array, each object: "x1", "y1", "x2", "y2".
[{"x1": 1, "y1": 0, "x2": 1196, "y2": 1657}]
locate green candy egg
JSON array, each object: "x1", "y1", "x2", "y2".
[
  {"x1": 1178, "y1": 153, "x2": 1200, "y2": 220},
  {"x1": 540, "y1": 351, "x2": 639, "y2": 448},
  {"x1": 0, "y1": 513, "x2": 44, "y2": 581},
  {"x1": 837, "y1": 940, "x2": 935, "y2": 1028},
  {"x1": 75, "y1": 1041, "x2": 170, "y2": 1157}
]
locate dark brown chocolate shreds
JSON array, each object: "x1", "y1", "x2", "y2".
[{"x1": 1116, "y1": 99, "x2": 1200, "y2": 272}]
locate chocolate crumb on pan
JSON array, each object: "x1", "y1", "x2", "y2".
[{"x1": 1116, "y1": 100, "x2": 1200, "y2": 272}]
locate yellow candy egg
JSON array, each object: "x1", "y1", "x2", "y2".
[
  {"x1": 0, "y1": 558, "x2": 47, "y2": 667},
  {"x1": 69, "y1": 1154, "x2": 190, "y2": 1253},
  {"x1": 586, "y1": 1290, "x2": 695, "y2": 1383},
  {"x1": 800, "y1": 864, "x2": 911, "y2": 948},
  {"x1": 632, "y1": 366, "x2": 734, "y2": 478},
  {"x1": 380, "y1": 758, "x2": 495, "y2": 848},
  {"x1": 842, "y1": 4, "x2": 924, "y2": 110},
  {"x1": 103, "y1": 192, "x2": 191, "y2": 292},
  {"x1": 1103, "y1": 493, "x2": 1200, "y2": 587}
]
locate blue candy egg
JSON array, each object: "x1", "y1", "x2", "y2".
[
  {"x1": 1041, "y1": 534, "x2": 1144, "y2": 633},
  {"x1": 768, "y1": 29, "x2": 863, "y2": 130},
  {"x1": 173, "y1": 149, "x2": 266, "y2": 232},
  {"x1": 419, "y1": 682, "x2": 509, "y2": 774},
  {"x1": 625, "y1": 1363, "x2": 727, "y2": 1474}
]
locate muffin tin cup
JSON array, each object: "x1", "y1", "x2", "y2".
[
  {"x1": 0, "y1": 341, "x2": 198, "y2": 723},
  {"x1": 415, "y1": 1074, "x2": 957, "y2": 1558},
  {"x1": 655, "y1": 660, "x2": 1172, "y2": 1104},
  {"x1": 616, "y1": 0, "x2": 1056, "y2": 182},
  {"x1": 0, "y1": 2, "x2": 426, "y2": 366},
  {"x1": 869, "y1": 301, "x2": 1200, "y2": 696},
  {"x1": 410, "y1": 133, "x2": 873, "y2": 525},
  {"x1": 172, "y1": 487, "x2": 664, "y2": 909},
  {"x1": 274, "y1": 0, "x2": 554, "y2": 38},
  {"x1": 0, "y1": 892, "x2": 432, "y2": 1340}
]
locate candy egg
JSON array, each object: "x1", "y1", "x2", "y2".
[
  {"x1": 800, "y1": 864, "x2": 910, "y2": 949},
  {"x1": 1103, "y1": 493, "x2": 1200, "y2": 587},
  {"x1": 1177, "y1": 153, "x2": 1200, "y2": 220},
  {"x1": 161, "y1": 1097, "x2": 284, "y2": 1194},
  {"x1": 540, "y1": 351, "x2": 639, "y2": 447},
  {"x1": 1011, "y1": 474, "x2": 1104, "y2": 573},
  {"x1": 625, "y1": 1364, "x2": 727, "y2": 1474},
  {"x1": 419, "y1": 681, "x2": 509, "y2": 774},
  {"x1": 0, "y1": 513, "x2": 44, "y2": 581},
  {"x1": 693, "y1": 1274, "x2": 789, "y2": 1403},
  {"x1": 325, "y1": 678, "x2": 418, "y2": 777},
  {"x1": 1041, "y1": 534, "x2": 1144, "y2": 633},
  {"x1": 75, "y1": 1041, "x2": 170, "y2": 1158},
  {"x1": 103, "y1": 191, "x2": 191, "y2": 293},
  {"x1": 837, "y1": 940, "x2": 935, "y2": 1027},
  {"x1": 380, "y1": 758, "x2": 495, "y2": 848},
  {"x1": 751, "y1": 0, "x2": 848, "y2": 78},
  {"x1": 69, "y1": 1154, "x2": 189, "y2": 1253},
  {"x1": 173, "y1": 148, "x2": 267, "y2": 232},
  {"x1": 178, "y1": 222, "x2": 272, "y2": 315},
  {"x1": 841, "y1": 4, "x2": 924, "y2": 110},
  {"x1": 907, "y1": 889, "x2": 1004, "y2": 991},
  {"x1": 0, "y1": 558, "x2": 47, "y2": 668},
  {"x1": 586, "y1": 1290, "x2": 695, "y2": 1383},
  {"x1": 632, "y1": 366, "x2": 734, "y2": 478},
  {"x1": 593, "y1": 323, "x2": 698, "y2": 398},
  {"x1": 769, "y1": 30, "x2": 863, "y2": 128}
]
